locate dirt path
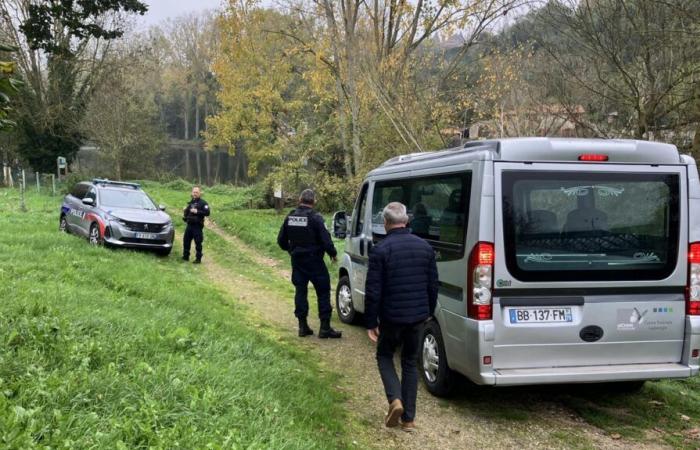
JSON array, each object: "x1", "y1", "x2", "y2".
[{"x1": 202, "y1": 222, "x2": 669, "y2": 450}]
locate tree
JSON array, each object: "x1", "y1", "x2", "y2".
[
  {"x1": 0, "y1": 0, "x2": 147, "y2": 172},
  {"x1": 536, "y1": 0, "x2": 700, "y2": 141},
  {"x1": 80, "y1": 44, "x2": 164, "y2": 180},
  {"x1": 0, "y1": 42, "x2": 21, "y2": 131}
]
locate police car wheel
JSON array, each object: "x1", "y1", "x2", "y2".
[
  {"x1": 335, "y1": 275, "x2": 357, "y2": 324},
  {"x1": 156, "y1": 247, "x2": 172, "y2": 257},
  {"x1": 420, "y1": 320, "x2": 458, "y2": 398},
  {"x1": 59, "y1": 215, "x2": 69, "y2": 234},
  {"x1": 89, "y1": 223, "x2": 103, "y2": 246}
]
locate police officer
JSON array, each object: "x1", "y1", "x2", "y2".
[
  {"x1": 277, "y1": 189, "x2": 342, "y2": 338},
  {"x1": 182, "y1": 186, "x2": 210, "y2": 264}
]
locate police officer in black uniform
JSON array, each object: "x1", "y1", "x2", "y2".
[
  {"x1": 277, "y1": 189, "x2": 342, "y2": 338},
  {"x1": 182, "y1": 186, "x2": 210, "y2": 264}
]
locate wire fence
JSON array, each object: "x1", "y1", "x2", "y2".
[{"x1": 1, "y1": 165, "x2": 61, "y2": 196}]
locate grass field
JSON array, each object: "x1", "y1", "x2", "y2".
[{"x1": 0, "y1": 188, "x2": 350, "y2": 449}]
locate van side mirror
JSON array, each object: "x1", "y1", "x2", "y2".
[
  {"x1": 332, "y1": 211, "x2": 348, "y2": 239},
  {"x1": 159, "y1": 204, "x2": 166, "y2": 211},
  {"x1": 82, "y1": 197, "x2": 94, "y2": 206}
]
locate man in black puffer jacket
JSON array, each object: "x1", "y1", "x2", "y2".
[{"x1": 365, "y1": 202, "x2": 438, "y2": 432}]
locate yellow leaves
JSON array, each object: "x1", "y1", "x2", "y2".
[{"x1": 0, "y1": 61, "x2": 15, "y2": 75}]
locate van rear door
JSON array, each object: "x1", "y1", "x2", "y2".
[{"x1": 492, "y1": 163, "x2": 687, "y2": 370}]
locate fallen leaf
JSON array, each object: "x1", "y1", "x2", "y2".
[
  {"x1": 649, "y1": 400, "x2": 664, "y2": 406},
  {"x1": 610, "y1": 433, "x2": 621, "y2": 440},
  {"x1": 681, "y1": 414, "x2": 691, "y2": 422}
]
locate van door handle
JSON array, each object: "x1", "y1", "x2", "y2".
[{"x1": 359, "y1": 239, "x2": 365, "y2": 256}]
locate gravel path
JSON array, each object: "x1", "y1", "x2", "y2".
[{"x1": 201, "y1": 221, "x2": 670, "y2": 450}]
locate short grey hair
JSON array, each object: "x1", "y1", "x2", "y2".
[
  {"x1": 299, "y1": 189, "x2": 316, "y2": 205},
  {"x1": 383, "y1": 202, "x2": 409, "y2": 225}
]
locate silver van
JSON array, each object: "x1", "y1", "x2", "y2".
[{"x1": 332, "y1": 137, "x2": 700, "y2": 396}]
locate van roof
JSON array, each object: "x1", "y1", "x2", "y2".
[{"x1": 371, "y1": 138, "x2": 682, "y2": 176}]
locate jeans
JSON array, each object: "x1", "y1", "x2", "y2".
[
  {"x1": 291, "y1": 254, "x2": 332, "y2": 320},
  {"x1": 376, "y1": 321, "x2": 421, "y2": 422},
  {"x1": 183, "y1": 225, "x2": 204, "y2": 260}
]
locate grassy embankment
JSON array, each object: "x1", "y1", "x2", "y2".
[
  {"x1": 0, "y1": 187, "x2": 352, "y2": 449},
  {"x1": 145, "y1": 181, "x2": 700, "y2": 449}
]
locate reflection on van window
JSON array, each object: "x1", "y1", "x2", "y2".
[
  {"x1": 371, "y1": 174, "x2": 470, "y2": 247},
  {"x1": 502, "y1": 171, "x2": 680, "y2": 282}
]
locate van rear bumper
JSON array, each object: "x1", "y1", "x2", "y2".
[{"x1": 491, "y1": 363, "x2": 694, "y2": 386}]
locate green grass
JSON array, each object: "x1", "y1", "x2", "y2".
[{"x1": 0, "y1": 188, "x2": 350, "y2": 449}]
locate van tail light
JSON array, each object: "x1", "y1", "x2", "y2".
[
  {"x1": 468, "y1": 242, "x2": 494, "y2": 320},
  {"x1": 687, "y1": 242, "x2": 700, "y2": 315}
]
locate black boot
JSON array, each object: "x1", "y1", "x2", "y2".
[
  {"x1": 298, "y1": 318, "x2": 314, "y2": 337},
  {"x1": 318, "y1": 319, "x2": 342, "y2": 339}
]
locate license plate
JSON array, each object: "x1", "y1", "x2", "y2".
[
  {"x1": 508, "y1": 307, "x2": 573, "y2": 324},
  {"x1": 135, "y1": 232, "x2": 157, "y2": 240}
]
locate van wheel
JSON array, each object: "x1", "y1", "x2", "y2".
[
  {"x1": 335, "y1": 275, "x2": 358, "y2": 324},
  {"x1": 420, "y1": 320, "x2": 457, "y2": 397},
  {"x1": 89, "y1": 223, "x2": 103, "y2": 246},
  {"x1": 59, "y1": 215, "x2": 69, "y2": 233}
]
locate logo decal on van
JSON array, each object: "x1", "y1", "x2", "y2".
[
  {"x1": 496, "y1": 279, "x2": 512, "y2": 288},
  {"x1": 617, "y1": 308, "x2": 648, "y2": 330}
]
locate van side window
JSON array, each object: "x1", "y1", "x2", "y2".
[
  {"x1": 352, "y1": 183, "x2": 369, "y2": 237},
  {"x1": 371, "y1": 173, "x2": 471, "y2": 258}
]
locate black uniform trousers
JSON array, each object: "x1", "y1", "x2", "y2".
[
  {"x1": 376, "y1": 321, "x2": 421, "y2": 423},
  {"x1": 183, "y1": 224, "x2": 204, "y2": 260},
  {"x1": 291, "y1": 253, "x2": 332, "y2": 320}
]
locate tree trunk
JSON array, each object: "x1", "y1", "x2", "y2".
[
  {"x1": 195, "y1": 100, "x2": 200, "y2": 139},
  {"x1": 228, "y1": 150, "x2": 236, "y2": 184},
  {"x1": 206, "y1": 150, "x2": 211, "y2": 186},
  {"x1": 692, "y1": 123, "x2": 700, "y2": 159},
  {"x1": 184, "y1": 103, "x2": 190, "y2": 140},
  {"x1": 196, "y1": 147, "x2": 202, "y2": 184},
  {"x1": 184, "y1": 147, "x2": 191, "y2": 180}
]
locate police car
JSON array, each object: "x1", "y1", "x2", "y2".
[{"x1": 59, "y1": 179, "x2": 175, "y2": 255}]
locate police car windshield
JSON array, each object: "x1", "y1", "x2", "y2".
[{"x1": 100, "y1": 189, "x2": 158, "y2": 210}]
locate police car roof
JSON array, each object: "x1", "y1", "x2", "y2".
[
  {"x1": 91, "y1": 179, "x2": 141, "y2": 190},
  {"x1": 369, "y1": 137, "x2": 682, "y2": 176}
]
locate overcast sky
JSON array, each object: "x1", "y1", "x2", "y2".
[{"x1": 139, "y1": 0, "x2": 224, "y2": 27}]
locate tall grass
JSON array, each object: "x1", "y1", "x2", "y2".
[{"x1": 0, "y1": 188, "x2": 349, "y2": 449}]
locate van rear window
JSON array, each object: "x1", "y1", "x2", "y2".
[{"x1": 502, "y1": 171, "x2": 680, "y2": 282}]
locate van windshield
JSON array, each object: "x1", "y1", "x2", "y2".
[{"x1": 502, "y1": 171, "x2": 680, "y2": 282}]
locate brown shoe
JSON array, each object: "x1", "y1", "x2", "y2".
[
  {"x1": 384, "y1": 399, "x2": 404, "y2": 428},
  {"x1": 401, "y1": 421, "x2": 416, "y2": 432}
]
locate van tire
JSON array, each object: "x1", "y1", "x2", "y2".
[
  {"x1": 335, "y1": 275, "x2": 358, "y2": 324},
  {"x1": 420, "y1": 320, "x2": 457, "y2": 397}
]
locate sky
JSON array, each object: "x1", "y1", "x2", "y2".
[{"x1": 139, "y1": 0, "x2": 224, "y2": 27}]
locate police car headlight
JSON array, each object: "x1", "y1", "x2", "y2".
[{"x1": 110, "y1": 218, "x2": 128, "y2": 227}]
